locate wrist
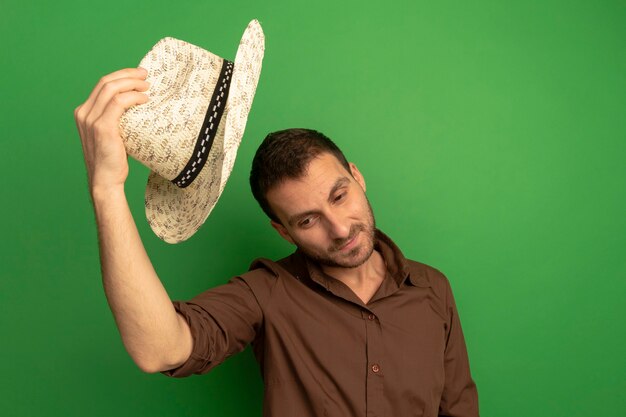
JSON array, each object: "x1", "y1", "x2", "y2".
[{"x1": 90, "y1": 184, "x2": 126, "y2": 204}]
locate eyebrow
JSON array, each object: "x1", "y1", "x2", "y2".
[{"x1": 287, "y1": 176, "x2": 351, "y2": 226}]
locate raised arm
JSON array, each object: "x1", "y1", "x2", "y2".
[{"x1": 74, "y1": 67, "x2": 192, "y2": 373}]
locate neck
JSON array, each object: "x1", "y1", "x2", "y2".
[{"x1": 320, "y1": 249, "x2": 386, "y2": 288}]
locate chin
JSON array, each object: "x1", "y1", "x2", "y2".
[{"x1": 328, "y1": 242, "x2": 375, "y2": 269}]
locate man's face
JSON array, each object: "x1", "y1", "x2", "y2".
[{"x1": 266, "y1": 152, "x2": 376, "y2": 269}]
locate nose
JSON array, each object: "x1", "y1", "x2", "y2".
[{"x1": 325, "y1": 210, "x2": 351, "y2": 240}]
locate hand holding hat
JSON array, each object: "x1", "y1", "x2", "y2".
[{"x1": 74, "y1": 67, "x2": 151, "y2": 195}]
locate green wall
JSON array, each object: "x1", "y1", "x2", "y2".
[{"x1": 1, "y1": 0, "x2": 624, "y2": 415}]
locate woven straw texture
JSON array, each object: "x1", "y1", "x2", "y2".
[{"x1": 119, "y1": 19, "x2": 265, "y2": 243}]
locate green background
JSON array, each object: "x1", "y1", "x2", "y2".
[{"x1": 1, "y1": 0, "x2": 624, "y2": 415}]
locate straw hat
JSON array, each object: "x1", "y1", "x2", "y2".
[{"x1": 119, "y1": 19, "x2": 265, "y2": 244}]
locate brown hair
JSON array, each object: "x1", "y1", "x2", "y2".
[{"x1": 249, "y1": 128, "x2": 351, "y2": 223}]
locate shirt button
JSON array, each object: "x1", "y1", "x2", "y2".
[
  {"x1": 371, "y1": 364, "x2": 380, "y2": 373},
  {"x1": 368, "y1": 313, "x2": 375, "y2": 320}
]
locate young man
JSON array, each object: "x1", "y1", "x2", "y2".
[{"x1": 74, "y1": 68, "x2": 479, "y2": 417}]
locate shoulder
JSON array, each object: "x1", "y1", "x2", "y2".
[
  {"x1": 405, "y1": 258, "x2": 453, "y2": 298},
  {"x1": 404, "y1": 258, "x2": 461, "y2": 324},
  {"x1": 240, "y1": 251, "x2": 299, "y2": 280},
  {"x1": 235, "y1": 252, "x2": 298, "y2": 307}
]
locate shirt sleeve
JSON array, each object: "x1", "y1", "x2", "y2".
[
  {"x1": 160, "y1": 275, "x2": 264, "y2": 378},
  {"x1": 438, "y1": 274, "x2": 480, "y2": 417}
]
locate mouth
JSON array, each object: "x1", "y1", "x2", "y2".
[{"x1": 337, "y1": 231, "x2": 359, "y2": 251}]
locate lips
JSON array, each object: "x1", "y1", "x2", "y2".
[{"x1": 337, "y1": 232, "x2": 359, "y2": 251}]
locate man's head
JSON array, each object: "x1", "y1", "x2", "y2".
[{"x1": 250, "y1": 128, "x2": 376, "y2": 268}]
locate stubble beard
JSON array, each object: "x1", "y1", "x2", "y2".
[{"x1": 297, "y1": 197, "x2": 377, "y2": 269}]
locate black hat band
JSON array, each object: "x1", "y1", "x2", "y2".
[{"x1": 172, "y1": 59, "x2": 234, "y2": 188}]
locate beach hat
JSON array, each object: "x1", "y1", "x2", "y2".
[{"x1": 118, "y1": 19, "x2": 265, "y2": 244}]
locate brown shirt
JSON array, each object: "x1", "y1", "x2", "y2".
[{"x1": 161, "y1": 229, "x2": 479, "y2": 417}]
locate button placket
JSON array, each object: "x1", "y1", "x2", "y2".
[{"x1": 363, "y1": 308, "x2": 385, "y2": 416}]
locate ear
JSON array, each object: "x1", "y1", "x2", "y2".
[
  {"x1": 348, "y1": 162, "x2": 366, "y2": 192},
  {"x1": 270, "y1": 220, "x2": 295, "y2": 245}
]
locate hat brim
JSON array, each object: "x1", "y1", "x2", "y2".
[{"x1": 144, "y1": 19, "x2": 265, "y2": 244}]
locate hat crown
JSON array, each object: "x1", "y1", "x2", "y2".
[{"x1": 119, "y1": 37, "x2": 229, "y2": 181}]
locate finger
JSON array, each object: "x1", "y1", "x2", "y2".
[
  {"x1": 94, "y1": 90, "x2": 150, "y2": 135},
  {"x1": 88, "y1": 77, "x2": 150, "y2": 123},
  {"x1": 79, "y1": 67, "x2": 148, "y2": 118}
]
